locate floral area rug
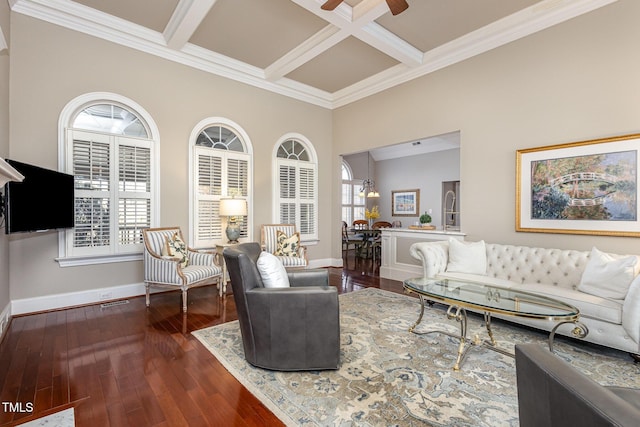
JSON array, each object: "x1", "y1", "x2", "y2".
[{"x1": 192, "y1": 288, "x2": 640, "y2": 426}]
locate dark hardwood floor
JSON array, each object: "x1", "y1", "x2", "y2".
[{"x1": 0, "y1": 250, "x2": 403, "y2": 426}]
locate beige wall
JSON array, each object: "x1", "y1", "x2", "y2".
[
  {"x1": 8, "y1": 14, "x2": 332, "y2": 300},
  {"x1": 0, "y1": 1, "x2": 10, "y2": 312},
  {"x1": 6, "y1": 0, "x2": 640, "y2": 304},
  {"x1": 332, "y1": 0, "x2": 640, "y2": 257}
]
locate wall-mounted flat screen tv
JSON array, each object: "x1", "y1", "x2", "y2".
[{"x1": 3, "y1": 159, "x2": 74, "y2": 234}]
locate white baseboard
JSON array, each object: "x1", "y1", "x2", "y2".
[
  {"x1": 308, "y1": 258, "x2": 343, "y2": 268},
  {"x1": 9, "y1": 259, "x2": 346, "y2": 316},
  {"x1": 379, "y1": 264, "x2": 422, "y2": 281},
  {"x1": 11, "y1": 282, "x2": 150, "y2": 315}
]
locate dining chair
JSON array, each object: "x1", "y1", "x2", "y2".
[
  {"x1": 342, "y1": 221, "x2": 362, "y2": 253},
  {"x1": 371, "y1": 221, "x2": 391, "y2": 263},
  {"x1": 352, "y1": 219, "x2": 368, "y2": 230}
]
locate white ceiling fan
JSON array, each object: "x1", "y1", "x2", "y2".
[{"x1": 321, "y1": 0, "x2": 409, "y2": 16}]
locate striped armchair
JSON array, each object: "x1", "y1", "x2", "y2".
[
  {"x1": 260, "y1": 224, "x2": 308, "y2": 269},
  {"x1": 142, "y1": 227, "x2": 223, "y2": 312}
]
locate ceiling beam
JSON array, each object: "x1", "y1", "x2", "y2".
[
  {"x1": 265, "y1": 24, "x2": 347, "y2": 81},
  {"x1": 269, "y1": 0, "x2": 421, "y2": 82},
  {"x1": 164, "y1": 0, "x2": 218, "y2": 50}
]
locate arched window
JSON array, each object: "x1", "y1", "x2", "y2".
[
  {"x1": 273, "y1": 134, "x2": 318, "y2": 241},
  {"x1": 342, "y1": 161, "x2": 352, "y2": 180},
  {"x1": 190, "y1": 118, "x2": 252, "y2": 247},
  {"x1": 58, "y1": 93, "x2": 159, "y2": 265},
  {"x1": 341, "y1": 159, "x2": 364, "y2": 225}
]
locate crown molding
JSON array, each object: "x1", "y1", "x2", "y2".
[
  {"x1": 332, "y1": 0, "x2": 619, "y2": 108},
  {"x1": 10, "y1": 0, "x2": 619, "y2": 110},
  {"x1": 11, "y1": 0, "x2": 334, "y2": 108}
]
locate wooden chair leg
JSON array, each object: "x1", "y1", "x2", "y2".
[
  {"x1": 145, "y1": 283, "x2": 150, "y2": 307},
  {"x1": 182, "y1": 289, "x2": 188, "y2": 313}
]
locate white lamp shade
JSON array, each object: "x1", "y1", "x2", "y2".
[{"x1": 219, "y1": 198, "x2": 247, "y2": 216}]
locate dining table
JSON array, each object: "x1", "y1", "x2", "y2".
[{"x1": 350, "y1": 228, "x2": 381, "y2": 258}]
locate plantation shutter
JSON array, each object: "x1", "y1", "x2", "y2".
[
  {"x1": 71, "y1": 131, "x2": 112, "y2": 253},
  {"x1": 68, "y1": 130, "x2": 154, "y2": 256},
  {"x1": 277, "y1": 160, "x2": 318, "y2": 240},
  {"x1": 193, "y1": 148, "x2": 250, "y2": 247},
  {"x1": 195, "y1": 149, "x2": 223, "y2": 245},
  {"x1": 299, "y1": 165, "x2": 316, "y2": 236},
  {"x1": 279, "y1": 164, "x2": 296, "y2": 225},
  {"x1": 118, "y1": 140, "x2": 152, "y2": 246},
  {"x1": 227, "y1": 156, "x2": 249, "y2": 239}
]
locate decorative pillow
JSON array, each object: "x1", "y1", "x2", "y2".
[
  {"x1": 162, "y1": 232, "x2": 189, "y2": 268},
  {"x1": 446, "y1": 239, "x2": 487, "y2": 275},
  {"x1": 274, "y1": 230, "x2": 300, "y2": 257},
  {"x1": 257, "y1": 251, "x2": 290, "y2": 288},
  {"x1": 578, "y1": 247, "x2": 639, "y2": 300}
]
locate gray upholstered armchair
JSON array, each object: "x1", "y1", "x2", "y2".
[
  {"x1": 515, "y1": 344, "x2": 640, "y2": 427},
  {"x1": 223, "y1": 242, "x2": 340, "y2": 371}
]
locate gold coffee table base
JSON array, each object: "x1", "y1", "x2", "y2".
[{"x1": 409, "y1": 294, "x2": 588, "y2": 371}]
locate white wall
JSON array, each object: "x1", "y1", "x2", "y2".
[
  {"x1": 332, "y1": 0, "x2": 640, "y2": 257},
  {"x1": 376, "y1": 149, "x2": 460, "y2": 227},
  {"x1": 6, "y1": 0, "x2": 640, "y2": 310}
]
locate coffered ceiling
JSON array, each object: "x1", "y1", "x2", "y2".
[{"x1": 9, "y1": 0, "x2": 617, "y2": 109}]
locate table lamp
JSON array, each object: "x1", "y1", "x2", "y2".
[{"x1": 219, "y1": 197, "x2": 247, "y2": 243}]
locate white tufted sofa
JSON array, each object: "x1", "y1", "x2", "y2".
[{"x1": 409, "y1": 241, "x2": 640, "y2": 355}]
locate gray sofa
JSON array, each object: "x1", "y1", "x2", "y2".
[
  {"x1": 515, "y1": 344, "x2": 640, "y2": 427},
  {"x1": 410, "y1": 240, "x2": 640, "y2": 355},
  {"x1": 223, "y1": 242, "x2": 340, "y2": 371}
]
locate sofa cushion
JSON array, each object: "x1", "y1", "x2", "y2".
[
  {"x1": 446, "y1": 239, "x2": 487, "y2": 275},
  {"x1": 622, "y1": 275, "x2": 640, "y2": 343},
  {"x1": 521, "y1": 283, "x2": 623, "y2": 325},
  {"x1": 485, "y1": 244, "x2": 590, "y2": 288},
  {"x1": 257, "y1": 251, "x2": 290, "y2": 288},
  {"x1": 578, "y1": 247, "x2": 639, "y2": 300}
]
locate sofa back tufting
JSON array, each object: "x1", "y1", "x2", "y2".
[{"x1": 485, "y1": 244, "x2": 591, "y2": 289}]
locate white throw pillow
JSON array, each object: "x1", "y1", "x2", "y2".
[
  {"x1": 446, "y1": 239, "x2": 487, "y2": 275},
  {"x1": 257, "y1": 251, "x2": 290, "y2": 288},
  {"x1": 578, "y1": 247, "x2": 639, "y2": 300}
]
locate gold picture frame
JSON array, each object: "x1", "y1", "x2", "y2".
[{"x1": 516, "y1": 133, "x2": 640, "y2": 237}]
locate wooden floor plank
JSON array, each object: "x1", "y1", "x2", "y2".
[{"x1": 0, "y1": 252, "x2": 396, "y2": 426}]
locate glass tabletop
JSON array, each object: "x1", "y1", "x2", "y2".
[{"x1": 403, "y1": 277, "x2": 579, "y2": 321}]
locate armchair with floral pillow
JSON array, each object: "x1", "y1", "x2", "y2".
[{"x1": 260, "y1": 224, "x2": 308, "y2": 269}]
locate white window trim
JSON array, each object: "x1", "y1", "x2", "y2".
[
  {"x1": 56, "y1": 92, "x2": 160, "y2": 267},
  {"x1": 188, "y1": 117, "x2": 254, "y2": 248},
  {"x1": 271, "y1": 133, "x2": 319, "y2": 244},
  {"x1": 342, "y1": 159, "x2": 353, "y2": 181}
]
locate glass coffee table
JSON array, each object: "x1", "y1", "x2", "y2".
[{"x1": 403, "y1": 277, "x2": 589, "y2": 370}]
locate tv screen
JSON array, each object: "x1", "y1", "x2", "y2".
[{"x1": 4, "y1": 159, "x2": 75, "y2": 234}]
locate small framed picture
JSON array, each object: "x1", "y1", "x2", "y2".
[{"x1": 392, "y1": 189, "x2": 420, "y2": 216}]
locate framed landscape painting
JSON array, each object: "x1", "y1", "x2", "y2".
[
  {"x1": 516, "y1": 133, "x2": 640, "y2": 237},
  {"x1": 392, "y1": 189, "x2": 419, "y2": 216}
]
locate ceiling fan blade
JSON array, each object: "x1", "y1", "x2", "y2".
[
  {"x1": 386, "y1": 0, "x2": 409, "y2": 16},
  {"x1": 321, "y1": 0, "x2": 345, "y2": 11}
]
